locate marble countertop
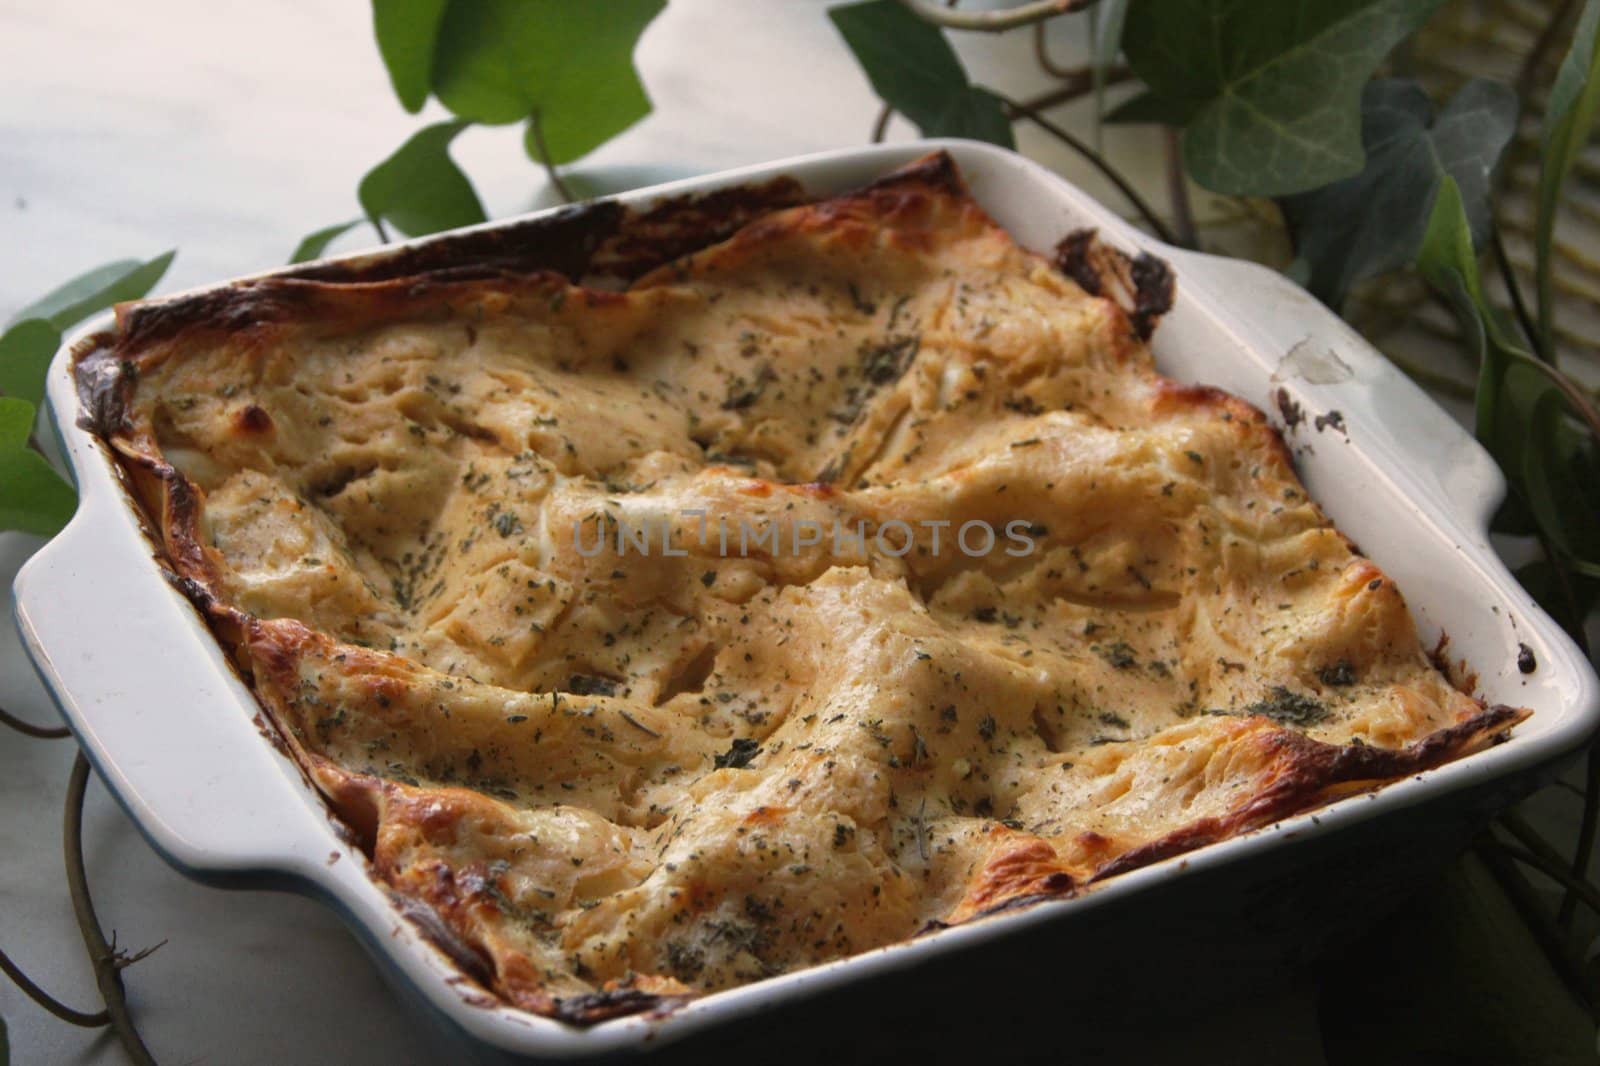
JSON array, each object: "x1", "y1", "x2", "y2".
[{"x1": 0, "y1": 3, "x2": 1336, "y2": 1062}]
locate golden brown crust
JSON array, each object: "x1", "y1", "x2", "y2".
[{"x1": 79, "y1": 152, "x2": 1527, "y2": 1024}]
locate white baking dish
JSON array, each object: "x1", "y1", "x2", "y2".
[{"x1": 15, "y1": 140, "x2": 1599, "y2": 1060}]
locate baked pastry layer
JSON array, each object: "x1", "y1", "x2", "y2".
[{"x1": 84, "y1": 153, "x2": 1523, "y2": 1023}]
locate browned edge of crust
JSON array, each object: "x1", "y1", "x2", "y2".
[
  {"x1": 108, "y1": 175, "x2": 807, "y2": 352},
  {"x1": 1089, "y1": 704, "x2": 1527, "y2": 883},
  {"x1": 548, "y1": 989, "x2": 694, "y2": 1027},
  {"x1": 1053, "y1": 228, "x2": 1174, "y2": 340}
]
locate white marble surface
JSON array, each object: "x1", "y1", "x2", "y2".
[{"x1": 0, "y1": 3, "x2": 1330, "y2": 1062}]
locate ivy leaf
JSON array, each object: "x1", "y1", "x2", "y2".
[
  {"x1": 7, "y1": 252, "x2": 175, "y2": 332},
  {"x1": 0, "y1": 319, "x2": 63, "y2": 410},
  {"x1": 1281, "y1": 78, "x2": 1517, "y2": 307},
  {"x1": 1535, "y1": 0, "x2": 1600, "y2": 353},
  {"x1": 358, "y1": 121, "x2": 486, "y2": 237},
  {"x1": 1103, "y1": 90, "x2": 1200, "y2": 126},
  {"x1": 0, "y1": 439, "x2": 75, "y2": 536},
  {"x1": 1121, "y1": 0, "x2": 1446, "y2": 195},
  {"x1": 0, "y1": 397, "x2": 35, "y2": 449},
  {"x1": 932, "y1": 88, "x2": 1016, "y2": 149},
  {"x1": 829, "y1": 0, "x2": 1015, "y2": 148},
  {"x1": 372, "y1": 0, "x2": 449, "y2": 113},
  {"x1": 432, "y1": 0, "x2": 664, "y2": 165},
  {"x1": 830, "y1": 0, "x2": 968, "y2": 132},
  {"x1": 290, "y1": 220, "x2": 364, "y2": 264}
]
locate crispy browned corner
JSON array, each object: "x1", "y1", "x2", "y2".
[{"x1": 78, "y1": 152, "x2": 1528, "y2": 1024}]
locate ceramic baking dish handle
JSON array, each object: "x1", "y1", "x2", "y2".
[
  {"x1": 1160, "y1": 248, "x2": 1506, "y2": 540},
  {"x1": 13, "y1": 380, "x2": 335, "y2": 883}
]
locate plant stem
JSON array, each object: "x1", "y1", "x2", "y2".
[
  {"x1": 872, "y1": 72, "x2": 1132, "y2": 145},
  {"x1": 995, "y1": 93, "x2": 1178, "y2": 244},
  {"x1": 371, "y1": 217, "x2": 391, "y2": 244},
  {"x1": 1560, "y1": 749, "x2": 1600, "y2": 927},
  {"x1": 1492, "y1": 225, "x2": 1544, "y2": 361},
  {"x1": 1517, "y1": 0, "x2": 1582, "y2": 99},
  {"x1": 1033, "y1": 20, "x2": 1078, "y2": 78},
  {"x1": 1473, "y1": 841, "x2": 1597, "y2": 1015},
  {"x1": 1510, "y1": 347, "x2": 1600, "y2": 443},
  {"x1": 0, "y1": 945, "x2": 110, "y2": 1028},
  {"x1": 1162, "y1": 126, "x2": 1197, "y2": 248},
  {"x1": 1019, "y1": 65, "x2": 1134, "y2": 110},
  {"x1": 1498, "y1": 811, "x2": 1600, "y2": 917},
  {"x1": 528, "y1": 110, "x2": 574, "y2": 205},
  {"x1": 65, "y1": 754, "x2": 158, "y2": 1066},
  {"x1": 0, "y1": 703, "x2": 70, "y2": 739},
  {"x1": 1531, "y1": 525, "x2": 1592, "y2": 658},
  {"x1": 871, "y1": 104, "x2": 893, "y2": 144},
  {"x1": 1017, "y1": 68, "x2": 1132, "y2": 115},
  {"x1": 1493, "y1": 835, "x2": 1600, "y2": 920},
  {"x1": 900, "y1": 0, "x2": 1097, "y2": 32}
]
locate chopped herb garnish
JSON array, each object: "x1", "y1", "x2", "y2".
[
  {"x1": 1094, "y1": 642, "x2": 1139, "y2": 670},
  {"x1": 1243, "y1": 686, "x2": 1329, "y2": 727},
  {"x1": 714, "y1": 737, "x2": 762, "y2": 769}
]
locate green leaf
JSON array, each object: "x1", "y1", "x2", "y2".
[
  {"x1": 290, "y1": 220, "x2": 364, "y2": 264},
  {"x1": 1416, "y1": 179, "x2": 1524, "y2": 464},
  {"x1": 1416, "y1": 176, "x2": 1600, "y2": 608},
  {"x1": 1103, "y1": 89, "x2": 1200, "y2": 127},
  {"x1": 1535, "y1": 0, "x2": 1600, "y2": 356},
  {"x1": 358, "y1": 121, "x2": 487, "y2": 237},
  {"x1": 7, "y1": 252, "x2": 175, "y2": 332},
  {"x1": 829, "y1": 0, "x2": 1015, "y2": 147},
  {"x1": 830, "y1": 0, "x2": 970, "y2": 132},
  {"x1": 0, "y1": 444, "x2": 75, "y2": 536},
  {"x1": 1515, "y1": 558, "x2": 1600, "y2": 635},
  {"x1": 1121, "y1": 0, "x2": 1446, "y2": 196},
  {"x1": 1523, "y1": 389, "x2": 1577, "y2": 554},
  {"x1": 1282, "y1": 78, "x2": 1518, "y2": 306},
  {"x1": 432, "y1": 0, "x2": 664, "y2": 164},
  {"x1": 0, "y1": 397, "x2": 35, "y2": 450},
  {"x1": 1522, "y1": 388, "x2": 1600, "y2": 564},
  {"x1": 931, "y1": 87, "x2": 1016, "y2": 148},
  {"x1": 1417, "y1": 177, "x2": 1488, "y2": 316},
  {"x1": 372, "y1": 0, "x2": 449, "y2": 113},
  {"x1": 0, "y1": 319, "x2": 63, "y2": 410}
]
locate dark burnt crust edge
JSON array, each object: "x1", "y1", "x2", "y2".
[
  {"x1": 913, "y1": 703, "x2": 1525, "y2": 934},
  {"x1": 69, "y1": 151, "x2": 1524, "y2": 1028},
  {"x1": 1053, "y1": 227, "x2": 1174, "y2": 341},
  {"x1": 1087, "y1": 704, "x2": 1526, "y2": 883},
  {"x1": 97, "y1": 175, "x2": 808, "y2": 360},
  {"x1": 75, "y1": 151, "x2": 1171, "y2": 438}
]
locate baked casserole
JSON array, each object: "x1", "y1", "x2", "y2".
[{"x1": 78, "y1": 153, "x2": 1526, "y2": 1024}]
